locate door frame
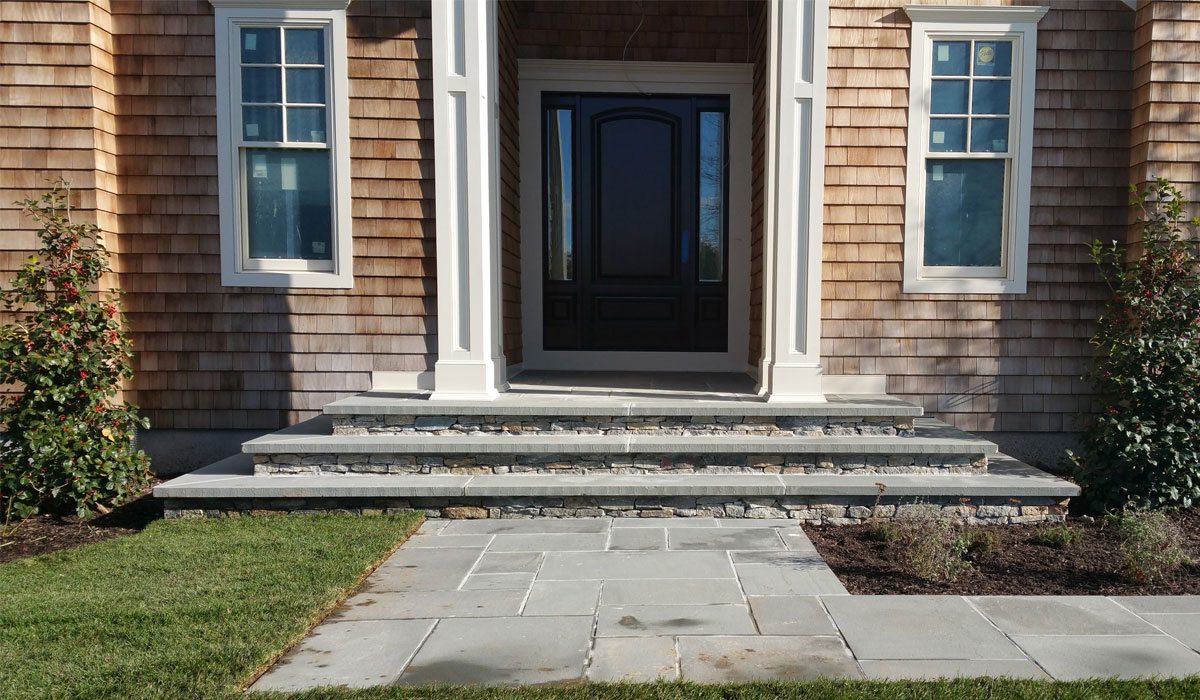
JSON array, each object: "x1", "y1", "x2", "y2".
[{"x1": 518, "y1": 59, "x2": 753, "y2": 372}]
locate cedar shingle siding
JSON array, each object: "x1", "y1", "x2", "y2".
[{"x1": 2, "y1": 0, "x2": 1193, "y2": 436}]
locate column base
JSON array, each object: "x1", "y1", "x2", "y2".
[
  {"x1": 756, "y1": 361, "x2": 826, "y2": 403},
  {"x1": 431, "y1": 358, "x2": 508, "y2": 401}
]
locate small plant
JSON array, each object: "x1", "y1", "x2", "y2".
[
  {"x1": 964, "y1": 528, "x2": 1002, "y2": 555},
  {"x1": 1031, "y1": 522, "x2": 1086, "y2": 549},
  {"x1": 863, "y1": 519, "x2": 903, "y2": 543},
  {"x1": 1070, "y1": 178, "x2": 1200, "y2": 512},
  {"x1": 1114, "y1": 510, "x2": 1191, "y2": 584},
  {"x1": 904, "y1": 517, "x2": 973, "y2": 583},
  {"x1": 0, "y1": 185, "x2": 151, "y2": 522}
]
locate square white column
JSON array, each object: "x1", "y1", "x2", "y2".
[
  {"x1": 758, "y1": 0, "x2": 829, "y2": 403},
  {"x1": 431, "y1": 0, "x2": 507, "y2": 400}
]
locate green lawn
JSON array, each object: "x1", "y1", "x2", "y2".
[
  {"x1": 0, "y1": 513, "x2": 423, "y2": 700},
  {"x1": 2, "y1": 513, "x2": 1199, "y2": 700}
]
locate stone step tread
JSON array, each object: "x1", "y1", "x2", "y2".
[
  {"x1": 155, "y1": 454, "x2": 1079, "y2": 500},
  {"x1": 244, "y1": 416, "x2": 996, "y2": 456},
  {"x1": 323, "y1": 391, "x2": 924, "y2": 418}
]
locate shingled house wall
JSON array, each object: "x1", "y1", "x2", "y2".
[{"x1": 822, "y1": 1, "x2": 1135, "y2": 434}]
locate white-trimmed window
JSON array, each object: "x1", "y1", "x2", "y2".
[
  {"x1": 902, "y1": 5, "x2": 1046, "y2": 294},
  {"x1": 212, "y1": 1, "x2": 352, "y2": 288}
]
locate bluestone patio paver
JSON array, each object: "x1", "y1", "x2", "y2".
[
  {"x1": 1135, "y1": 615, "x2": 1200, "y2": 653},
  {"x1": 677, "y1": 636, "x2": 862, "y2": 682},
  {"x1": 252, "y1": 620, "x2": 436, "y2": 691},
  {"x1": 587, "y1": 637, "x2": 680, "y2": 682},
  {"x1": 668, "y1": 527, "x2": 785, "y2": 550},
  {"x1": 857, "y1": 659, "x2": 1048, "y2": 681},
  {"x1": 601, "y1": 578, "x2": 745, "y2": 606},
  {"x1": 332, "y1": 589, "x2": 526, "y2": 620},
  {"x1": 825, "y1": 596, "x2": 1027, "y2": 660},
  {"x1": 970, "y1": 596, "x2": 1160, "y2": 636},
  {"x1": 748, "y1": 596, "x2": 839, "y2": 636},
  {"x1": 1112, "y1": 596, "x2": 1200, "y2": 614},
  {"x1": 1012, "y1": 635, "x2": 1200, "y2": 680},
  {"x1": 596, "y1": 604, "x2": 757, "y2": 636},
  {"x1": 258, "y1": 518, "x2": 1200, "y2": 688},
  {"x1": 607, "y1": 527, "x2": 667, "y2": 550},
  {"x1": 522, "y1": 580, "x2": 602, "y2": 616},
  {"x1": 538, "y1": 550, "x2": 735, "y2": 580},
  {"x1": 396, "y1": 616, "x2": 593, "y2": 686}
]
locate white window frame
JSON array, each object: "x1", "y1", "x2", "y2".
[
  {"x1": 212, "y1": 0, "x2": 352, "y2": 288},
  {"x1": 902, "y1": 5, "x2": 1046, "y2": 295}
]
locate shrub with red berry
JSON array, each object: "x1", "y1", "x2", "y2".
[
  {"x1": 1071, "y1": 178, "x2": 1200, "y2": 512},
  {"x1": 0, "y1": 185, "x2": 150, "y2": 522}
]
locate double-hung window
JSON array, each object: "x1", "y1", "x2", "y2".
[
  {"x1": 212, "y1": 1, "x2": 352, "y2": 288},
  {"x1": 903, "y1": 5, "x2": 1046, "y2": 294}
]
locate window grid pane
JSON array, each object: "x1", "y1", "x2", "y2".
[{"x1": 238, "y1": 24, "x2": 328, "y2": 146}]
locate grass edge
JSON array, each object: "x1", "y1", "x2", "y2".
[{"x1": 236, "y1": 513, "x2": 427, "y2": 693}]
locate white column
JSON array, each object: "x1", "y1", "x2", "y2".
[
  {"x1": 431, "y1": 0, "x2": 507, "y2": 400},
  {"x1": 758, "y1": 0, "x2": 828, "y2": 403}
]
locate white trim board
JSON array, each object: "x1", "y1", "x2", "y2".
[{"x1": 517, "y1": 59, "x2": 754, "y2": 373}]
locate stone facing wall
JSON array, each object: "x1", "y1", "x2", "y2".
[
  {"x1": 163, "y1": 494, "x2": 1068, "y2": 524},
  {"x1": 332, "y1": 414, "x2": 916, "y2": 437},
  {"x1": 251, "y1": 452, "x2": 988, "y2": 476}
]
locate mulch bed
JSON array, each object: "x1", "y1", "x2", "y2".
[
  {"x1": 806, "y1": 509, "x2": 1200, "y2": 596},
  {"x1": 0, "y1": 487, "x2": 162, "y2": 564}
]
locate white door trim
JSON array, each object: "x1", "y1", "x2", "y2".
[{"x1": 517, "y1": 59, "x2": 753, "y2": 373}]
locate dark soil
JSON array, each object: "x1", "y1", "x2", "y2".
[
  {"x1": 806, "y1": 509, "x2": 1200, "y2": 595},
  {"x1": 0, "y1": 488, "x2": 161, "y2": 564}
]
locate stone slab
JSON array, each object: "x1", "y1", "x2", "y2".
[
  {"x1": 970, "y1": 596, "x2": 1161, "y2": 636},
  {"x1": 1141, "y1": 615, "x2": 1200, "y2": 652},
  {"x1": 587, "y1": 637, "x2": 680, "y2": 682},
  {"x1": 405, "y1": 533, "x2": 494, "y2": 549},
  {"x1": 538, "y1": 551, "x2": 735, "y2": 580},
  {"x1": 778, "y1": 459, "x2": 1078, "y2": 497},
  {"x1": 735, "y1": 563, "x2": 849, "y2": 596},
  {"x1": 522, "y1": 580, "x2": 602, "y2": 617},
  {"x1": 602, "y1": 579, "x2": 746, "y2": 606},
  {"x1": 824, "y1": 596, "x2": 1026, "y2": 660},
  {"x1": 596, "y1": 604, "x2": 757, "y2": 637},
  {"x1": 251, "y1": 619, "x2": 436, "y2": 691},
  {"x1": 487, "y1": 533, "x2": 608, "y2": 552},
  {"x1": 465, "y1": 475, "x2": 786, "y2": 497},
  {"x1": 474, "y1": 552, "x2": 543, "y2": 574},
  {"x1": 333, "y1": 590, "x2": 526, "y2": 620},
  {"x1": 1111, "y1": 596, "x2": 1200, "y2": 615},
  {"x1": 668, "y1": 528, "x2": 787, "y2": 551},
  {"x1": 858, "y1": 659, "x2": 1048, "y2": 680},
  {"x1": 366, "y1": 547, "x2": 484, "y2": 592},
  {"x1": 612, "y1": 518, "x2": 719, "y2": 528},
  {"x1": 1012, "y1": 635, "x2": 1200, "y2": 680},
  {"x1": 442, "y1": 518, "x2": 610, "y2": 535},
  {"x1": 677, "y1": 636, "x2": 862, "y2": 682},
  {"x1": 460, "y1": 573, "x2": 536, "y2": 590},
  {"x1": 397, "y1": 616, "x2": 593, "y2": 686},
  {"x1": 717, "y1": 519, "x2": 800, "y2": 528},
  {"x1": 608, "y1": 528, "x2": 667, "y2": 550},
  {"x1": 748, "y1": 596, "x2": 839, "y2": 636}
]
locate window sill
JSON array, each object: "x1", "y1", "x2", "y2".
[
  {"x1": 221, "y1": 269, "x2": 353, "y2": 289},
  {"x1": 903, "y1": 276, "x2": 1026, "y2": 295}
]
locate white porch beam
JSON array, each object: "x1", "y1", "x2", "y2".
[
  {"x1": 758, "y1": 0, "x2": 829, "y2": 403},
  {"x1": 431, "y1": 0, "x2": 507, "y2": 400}
]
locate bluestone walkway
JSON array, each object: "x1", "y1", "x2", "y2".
[{"x1": 251, "y1": 518, "x2": 1200, "y2": 690}]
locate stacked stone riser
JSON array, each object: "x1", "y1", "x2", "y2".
[
  {"x1": 332, "y1": 415, "x2": 917, "y2": 437},
  {"x1": 163, "y1": 494, "x2": 1068, "y2": 524},
  {"x1": 252, "y1": 452, "x2": 989, "y2": 476}
]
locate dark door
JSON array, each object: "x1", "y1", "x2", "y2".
[{"x1": 542, "y1": 93, "x2": 729, "y2": 352}]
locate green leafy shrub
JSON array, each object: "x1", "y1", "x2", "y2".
[
  {"x1": 1070, "y1": 178, "x2": 1200, "y2": 512},
  {"x1": 1113, "y1": 510, "x2": 1191, "y2": 584},
  {"x1": 964, "y1": 528, "x2": 1002, "y2": 555},
  {"x1": 1031, "y1": 522, "x2": 1085, "y2": 549},
  {"x1": 904, "y1": 518, "x2": 972, "y2": 583},
  {"x1": 0, "y1": 186, "x2": 150, "y2": 522}
]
